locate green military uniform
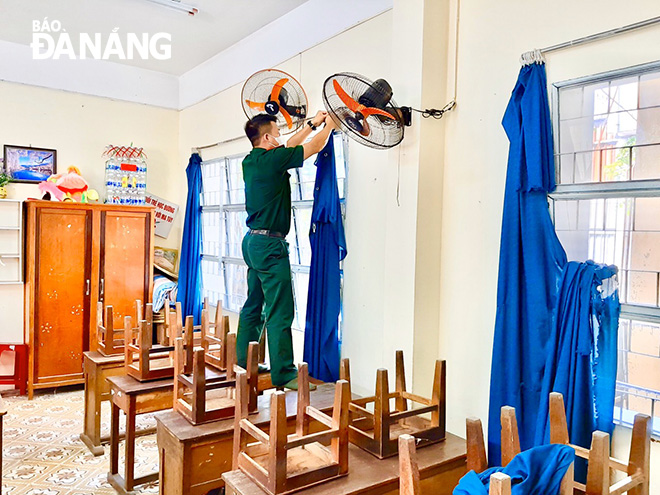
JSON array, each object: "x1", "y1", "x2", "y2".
[{"x1": 237, "y1": 145, "x2": 304, "y2": 386}]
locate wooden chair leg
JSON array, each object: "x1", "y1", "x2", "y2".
[
  {"x1": 585, "y1": 431, "x2": 610, "y2": 495},
  {"x1": 628, "y1": 413, "x2": 651, "y2": 495},
  {"x1": 466, "y1": 417, "x2": 488, "y2": 473},
  {"x1": 334, "y1": 380, "x2": 350, "y2": 475},
  {"x1": 269, "y1": 392, "x2": 287, "y2": 494},
  {"x1": 489, "y1": 472, "x2": 511, "y2": 495},
  {"x1": 374, "y1": 369, "x2": 390, "y2": 450},
  {"x1": 398, "y1": 434, "x2": 420, "y2": 495},
  {"x1": 395, "y1": 350, "x2": 407, "y2": 412},
  {"x1": 296, "y1": 364, "x2": 310, "y2": 438},
  {"x1": 431, "y1": 359, "x2": 446, "y2": 429},
  {"x1": 500, "y1": 406, "x2": 520, "y2": 466},
  {"x1": 339, "y1": 358, "x2": 351, "y2": 397},
  {"x1": 233, "y1": 370, "x2": 249, "y2": 470}
]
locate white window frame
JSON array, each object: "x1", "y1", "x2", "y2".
[{"x1": 550, "y1": 61, "x2": 660, "y2": 435}]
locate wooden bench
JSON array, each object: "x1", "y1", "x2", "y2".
[
  {"x1": 548, "y1": 392, "x2": 651, "y2": 495},
  {"x1": 223, "y1": 431, "x2": 467, "y2": 495},
  {"x1": 80, "y1": 350, "x2": 126, "y2": 455},
  {"x1": 107, "y1": 374, "x2": 174, "y2": 495},
  {"x1": 340, "y1": 351, "x2": 446, "y2": 458},
  {"x1": 233, "y1": 364, "x2": 350, "y2": 495}
]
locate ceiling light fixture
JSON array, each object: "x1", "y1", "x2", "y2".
[{"x1": 145, "y1": 0, "x2": 198, "y2": 16}]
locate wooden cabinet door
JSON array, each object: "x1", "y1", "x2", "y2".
[
  {"x1": 100, "y1": 210, "x2": 153, "y2": 330},
  {"x1": 34, "y1": 207, "x2": 92, "y2": 384}
]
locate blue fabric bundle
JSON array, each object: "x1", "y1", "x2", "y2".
[
  {"x1": 453, "y1": 444, "x2": 575, "y2": 495},
  {"x1": 303, "y1": 134, "x2": 347, "y2": 382}
]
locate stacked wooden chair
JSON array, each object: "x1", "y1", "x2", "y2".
[
  {"x1": 232, "y1": 363, "x2": 350, "y2": 495},
  {"x1": 340, "y1": 350, "x2": 446, "y2": 458},
  {"x1": 173, "y1": 322, "x2": 259, "y2": 424},
  {"x1": 124, "y1": 302, "x2": 176, "y2": 381},
  {"x1": 97, "y1": 299, "x2": 145, "y2": 356},
  {"x1": 399, "y1": 434, "x2": 512, "y2": 495},
  {"x1": 548, "y1": 392, "x2": 651, "y2": 495}
]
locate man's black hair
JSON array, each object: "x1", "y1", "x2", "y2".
[{"x1": 244, "y1": 114, "x2": 278, "y2": 147}]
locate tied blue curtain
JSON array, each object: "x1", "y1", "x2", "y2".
[
  {"x1": 534, "y1": 261, "x2": 619, "y2": 480},
  {"x1": 303, "y1": 134, "x2": 347, "y2": 382},
  {"x1": 453, "y1": 444, "x2": 575, "y2": 495},
  {"x1": 488, "y1": 63, "x2": 568, "y2": 464},
  {"x1": 177, "y1": 152, "x2": 203, "y2": 325}
]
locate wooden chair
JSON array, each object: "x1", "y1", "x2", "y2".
[
  {"x1": 549, "y1": 392, "x2": 651, "y2": 495},
  {"x1": 399, "y1": 434, "x2": 511, "y2": 495},
  {"x1": 97, "y1": 299, "x2": 143, "y2": 356},
  {"x1": 173, "y1": 332, "x2": 259, "y2": 425},
  {"x1": 340, "y1": 350, "x2": 446, "y2": 458},
  {"x1": 201, "y1": 301, "x2": 231, "y2": 371},
  {"x1": 466, "y1": 406, "x2": 573, "y2": 495},
  {"x1": 232, "y1": 363, "x2": 350, "y2": 495},
  {"x1": 124, "y1": 304, "x2": 176, "y2": 381}
]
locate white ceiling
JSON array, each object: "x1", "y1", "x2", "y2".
[{"x1": 0, "y1": 0, "x2": 307, "y2": 75}]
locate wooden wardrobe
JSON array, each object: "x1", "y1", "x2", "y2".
[{"x1": 24, "y1": 201, "x2": 155, "y2": 398}]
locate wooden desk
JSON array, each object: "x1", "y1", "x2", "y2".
[
  {"x1": 107, "y1": 374, "x2": 174, "y2": 495},
  {"x1": 223, "y1": 433, "x2": 466, "y2": 495},
  {"x1": 80, "y1": 351, "x2": 125, "y2": 455},
  {"x1": 156, "y1": 384, "x2": 338, "y2": 495}
]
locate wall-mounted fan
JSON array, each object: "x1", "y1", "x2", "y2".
[
  {"x1": 242, "y1": 69, "x2": 308, "y2": 134},
  {"x1": 323, "y1": 72, "x2": 455, "y2": 150}
]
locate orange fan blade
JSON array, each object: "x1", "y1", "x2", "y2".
[
  {"x1": 333, "y1": 79, "x2": 360, "y2": 113},
  {"x1": 270, "y1": 78, "x2": 289, "y2": 102},
  {"x1": 279, "y1": 107, "x2": 293, "y2": 129},
  {"x1": 361, "y1": 107, "x2": 396, "y2": 120},
  {"x1": 245, "y1": 100, "x2": 266, "y2": 111}
]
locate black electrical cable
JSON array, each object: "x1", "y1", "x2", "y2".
[{"x1": 409, "y1": 100, "x2": 456, "y2": 119}]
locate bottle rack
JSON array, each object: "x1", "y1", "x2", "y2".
[{"x1": 103, "y1": 145, "x2": 147, "y2": 205}]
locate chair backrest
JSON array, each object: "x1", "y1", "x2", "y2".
[
  {"x1": 548, "y1": 392, "x2": 651, "y2": 495},
  {"x1": 399, "y1": 433, "x2": 512, "y2": 495}
]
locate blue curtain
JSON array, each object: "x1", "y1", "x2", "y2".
[
  {"x1": 489, "y1": 62, "x2": 621, "y2": 472},
  {"x1": 177, "y1": 153, "x2": 203, "y2": 325},
  {"x1": 488, "y1": 63, "x2": 568, "y2": 464},
  {"x1": 303, "y1": 134, "x2": 347, "y2": 382},
  {"x1": 534, "y1": 261, "x2": 619, "y2": 479}
]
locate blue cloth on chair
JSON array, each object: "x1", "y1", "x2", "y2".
[
  {"x1": 488, "y1": 63, "x2": 567, "y2": 464},
  {"x1": 303, "y1": 134, "x2": 347, "y2": 382},
  {"x1": 453, "y1": 444, "x2": 575, "y2": 495}
]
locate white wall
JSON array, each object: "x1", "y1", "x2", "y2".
[
  {"x1": 0, "y1": 80, "x2": 182, "y2": 248},
  {"x1": 439, "y1": 0, "x2": 660, "y2": 490}
]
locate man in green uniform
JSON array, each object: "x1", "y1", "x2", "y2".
[{"x1": 237, "y1": 110, "x2": 336, "y2": 389}]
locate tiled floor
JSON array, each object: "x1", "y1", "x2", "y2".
[{"x1": 2, "y1": 388, "x2": 160, "y2": 495}]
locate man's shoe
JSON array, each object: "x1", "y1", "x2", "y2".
[
  {"x1": 283, "y1": 378, "x2": 317, "y2": 391},
  {"x1": 258, "y1": 364, "x2": 270, "y2": 374}
]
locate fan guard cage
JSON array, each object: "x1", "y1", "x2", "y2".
[
  {"x1": 323, "y1": 72, "x2": 404, "y2": 150},
  {"x1": 241, "y1": 69, "x2": 308, "y2": 135}
]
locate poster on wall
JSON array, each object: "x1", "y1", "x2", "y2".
[{"x1": 145, "y1": 192, "x2": 179, "y2": 239}]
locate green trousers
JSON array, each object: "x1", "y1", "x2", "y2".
[{"x1": 237, "y1": 233, "x2": 297, "y2": 386}]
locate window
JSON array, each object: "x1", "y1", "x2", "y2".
[
  {"x1": 551, "y1": 62, "x2": 660, "y2": 433},
  {"x1": 200, "y1": 134, "x2": 348, "y2": 333}
]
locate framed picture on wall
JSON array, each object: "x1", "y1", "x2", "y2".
[{"x1": 3, "y1": 145, "x2": 57, "y2": 183}]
